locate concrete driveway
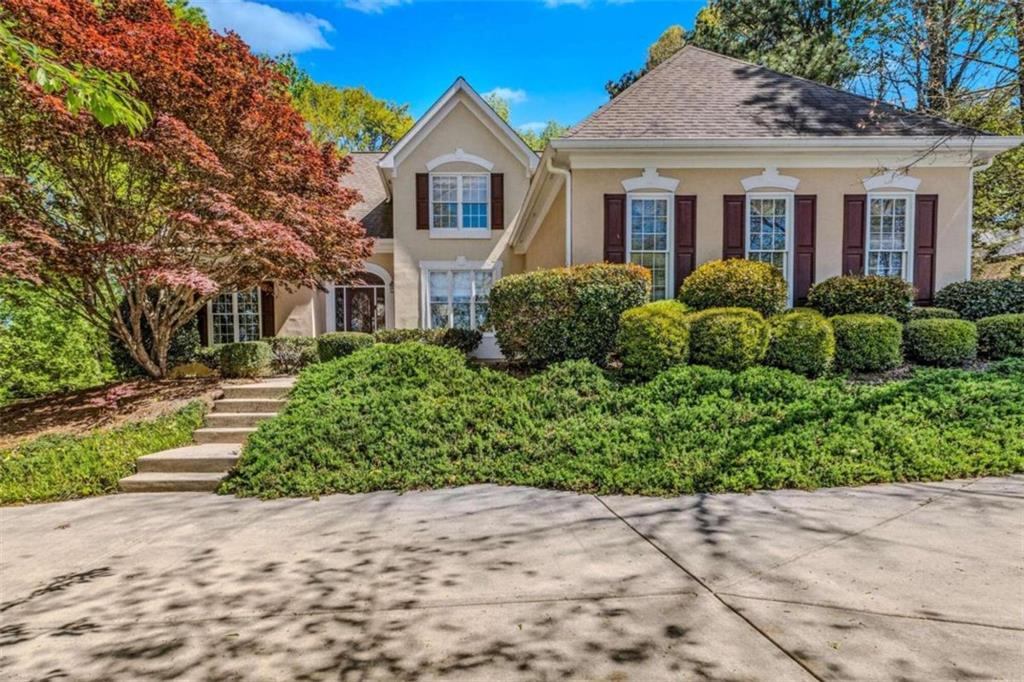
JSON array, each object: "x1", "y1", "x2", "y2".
[{"x1": 1, "y1": 477, "x2": 1021, "y2": 681}]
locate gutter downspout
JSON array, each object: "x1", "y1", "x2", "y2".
[
  {"x1": 968, "y1": 157, "x2": 995, "y2": 280},
  {"x1": 547, "y1": 156, "x2": 572, "y2": 267}
]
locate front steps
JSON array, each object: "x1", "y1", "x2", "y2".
[{"x1": 118, "y1": 377, "x2": 293, "y2": 493}]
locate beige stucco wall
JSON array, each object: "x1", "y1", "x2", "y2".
[
  {"x1": 389, "y1": 93, "x2": 531, "y2": 328},
  {"x1": 524, "y1": 186, "x2": 567, "y2": 272},
  {"x1": 563, "y1": 166, "x2": 971, "y2": 292}
]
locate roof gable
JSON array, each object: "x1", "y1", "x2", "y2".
[{"x1": 566, "y1": 46, "x2": 986, "y2": 140}]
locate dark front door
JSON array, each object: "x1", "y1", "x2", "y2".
[{"x1": 335, "y1": 272, "x2": 386, "y2": 332}]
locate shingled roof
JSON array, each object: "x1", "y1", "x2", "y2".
[
  {"x1": 345, "y1": 152, "x2": 392, "y2": 239},
  {"x1": 566, "y1": 46, "x2": 987, "y2": 140}
]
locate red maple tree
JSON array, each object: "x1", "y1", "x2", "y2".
[{"x1": 0, "y1": 0, "x2": 372, "y2": 376}]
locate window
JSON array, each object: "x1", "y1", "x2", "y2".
[
  {"x1": 627, "y1": 195, "x2": 672, "y2": 300},
  {"x1": 867, "y1": 195, "x2": 913, "y2": 279},
  {"x1": 425, "y1": 267, "x2": 494, "y2": 330},
  {"x1": 430, "y1": 174, "x2": 489, "y2": 232},
  {"x1": 746, "y1": 195, "x2": 791, "y2": 275},
  {"x1": 210, "y1": 289, "x2": 261, "y2": 345},
  {"x1": 333, "y1": 273, "x2": 386, "y2": 333}
]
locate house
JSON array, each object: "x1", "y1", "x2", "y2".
[{"x1": 199, "y1": 46, "x2": 1022, "y2": 359}]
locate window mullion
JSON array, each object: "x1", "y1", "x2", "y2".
[{"x1": 232, "y1": 292, "x2": 239, "y2": 343}]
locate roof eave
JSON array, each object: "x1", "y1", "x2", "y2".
[{"x1": 551, "y1": 136, "x2": 1024, "y2": 154}]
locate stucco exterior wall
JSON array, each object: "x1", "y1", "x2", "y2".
[
  {"x1": 564, "y1": 166, "x2": 971, "y2": 292},
  {"x1": 524, "y1": 186, "x2": 567, "y2": 272}
]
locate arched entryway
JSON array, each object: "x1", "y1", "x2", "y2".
[{"x1": 325, "y1": 264, "x2": 393, "y2": 333}]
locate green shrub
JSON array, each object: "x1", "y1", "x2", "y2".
[
  {"x1": 488, "y1": 263, "x2": 651, "y2": 366},
  {"x1": 678, "y1": 259, "x2": 787, "y2": 317},
  {"x1": 373, "y1": 329, "x2": 434, "y2": 344},
  {"x1": 269, "y1": 336, "x2": 318, "y2": 373},
  {"x1": 436, "y1": 328, "x2": 483, "y2": 354},
  {"x1": 807, "y1": 275, "x2": 915, "y2": 321},
  {"x1": 616, "y1": 300, "x2": 691, "y2": 381},
  {"x1": 909, "y1": 307, "x2": 959, "y2": 321},
  {"x1": 219, "y1": 341, "x2": 272, "y2": 378},
  {"x1": 905, "y1": 319, "x2": 978, "y2": 367},
  {"x1": 223, "y1": 343, "x2": 1024, "y2": 499},
  {"x1": 934, "y1": 279, "x2": 1024, "y2": 320},
  {"x1": 688, "y1": 307, "x2": 769, "y2": 372},
  {"x1": 765, "y1": 309, "x2": 835, "y2": 377},
  {"x1": 195, "y1": 345, "x2": 220, "y2": 370},
  {"x1": 372, "y1": 328, "x2": 483, "y2": 354},
  {"x1": 316, "y1": 332, "x2": 374, "y2": 362},
  {"x1": 977, "y1": 314, "x2": 1024, "y2": 359},
  {"x1": 1, "y1": 401, "x2": 205, "y2": 504},
  {"x1": 831, "y1": 314, "x2": 903, "y2": 372}
]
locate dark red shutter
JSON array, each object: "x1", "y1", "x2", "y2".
[
  {"x1": 415, "y1": 173, "x2": 429, "y2": 229},
  {"x1": 842, "y1": 194, "x2": 867, "y2": 275},
  {"x1": 604, "y1": 194, "x2": 626, "y2": 263},
  {"x1": 674, "y1": 195, "x2": 696, "y2": 295},
  {"x1": 793, "y1": 195, "x2": 817, "y2": 304},
  {"x1": 196, "y1": 304, "x2": 209, "y2": 347},
  {"x1": 722, "y1": 195, "x2": 745, "y2": 259},
  {"x1": 914, "y1": 194, "x2": 938, "y2": 304},
  {"x1": 490, "y1": 173, "x2": 504, "y2": 229},
  {"x1": 260, "y1": 283, "x2": 275, "y2": 338}
]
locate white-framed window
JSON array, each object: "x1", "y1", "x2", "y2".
[
  {"x1": 866, "y1": 193, "x2": 914, "y2": 279},
  {"x1": 745, "y1": 193, "x2": 793, "y2": 302},
  {"x1": 420, "y1": 261, "x2": 501, "y2": 330},
  {"x1": 626, "y1": 194, "x2": 673, "y2": 300},
  {"x1": 430, "y1": 173, "x2": 489, "y2": 236},
  {"x1": 209, "y1": 289, "x2": 261, "y2": 345}
]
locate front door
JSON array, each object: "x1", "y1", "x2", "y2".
[{"x1": 334, "y1": 272, "x2": 386, "y2": 332}]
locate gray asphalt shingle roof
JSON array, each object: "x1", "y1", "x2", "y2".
[
  {"x1": 566, "y1": 46, "x2": 987, "y2": 140},
  {"x1": 345, "y1": 152, "x2": 392, "y2": 239}
]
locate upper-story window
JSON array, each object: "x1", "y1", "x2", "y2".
[
  {"x1": 431, "y1": 173, "x2": 489, "y2": 233},
  {"x1": 866, "y1": 194, "x2": 914, "y2": 279}
]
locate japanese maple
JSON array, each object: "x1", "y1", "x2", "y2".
[{"x1": 0, "y1": 0, "x2": 372, "y2": 376}]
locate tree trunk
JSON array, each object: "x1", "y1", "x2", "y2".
[
  {"x1": 922, "y1": 0, "x2": 952, "y2": 113},
  {"x1": 1015, "y1": 0, "x2": 1024, "y2": 127}
]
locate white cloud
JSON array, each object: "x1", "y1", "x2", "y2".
[
  {"x1": 484, "y1": 87, "x2": 528, "y2": 104},
  {"x1": 343, "y1": 0, "x2": 409, "y2": 13},
  {"x1": 543, "y1": 0, "x2": 589, "y2": 7},
  {"x1": 194, "y1": 0, "x2": 333, "y2": 54},
  {"x1": 518, "y1": 121, "x2": 547, "y2": 132}
]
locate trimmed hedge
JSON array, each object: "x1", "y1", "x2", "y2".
[
  {"x1": 317, "y1": 332, "x2": 373, "y2": 362},
  {"x1": 269, "y1": 336, "x2": 318, "y2": 374},
  {"x1": 678, "y1": 259, "x2": 787, "y2": 317},
  {"x1": 831, "y1": 314, "x2": 903, "y2": 372},
  {"x1": 766, "y1": 309, "x2": 835, "y2": 377},
  {"x1": 934, "y1": 279, "x2": 1024, "y2": 320},
  {"x1": 219, "y1": 341, "x2": 272, "y2": 378},
  {"x1": 373, "y1": 328, "x2": 483, "y2": 354},
  {"x1": 489, "y1": 263, "x2": 651, "y2": 366},
  {"x1": 909, "y1": 307, "x2": 959, "y2": 321},
  {"x1": 688, "y1": 307, "x2": 769, "y2": 372},
  {"x1": 977, "y1": 314, "x2": 1024, "y2": 359},
  {"x1": 616, "y1": 300, "x2": 691, "y2": 381},
  {"x1": 807, "y1": 275, "x2": 915, "y2": 321},
  {"x1": 905, "y1": 319, "x2": 978, "y2": 367}
]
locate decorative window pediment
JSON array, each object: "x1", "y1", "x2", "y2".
[
  {"x1": 862, "y1": 171, "x2": 921, "y2": 192},
  {"x1": 741, "y1": 167, "x2": 800, "y2": 192},
  {"x1": 426, "y1": 148, "x2": 494, "y2": 172},
  {"x1": 621, "y1": 168, "x2": 679, "y2": 193}
]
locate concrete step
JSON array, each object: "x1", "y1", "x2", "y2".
[
  {"x1": 213, "y1": 398, "x2": 285, "y2": 414},
  {"x1": 136, "y1": 444, "x2": 240, "y2": 474},
  {"x1": 119, "y1": 472, "x2": 226, "y2": 493},
  {"x1": 220, "y1": 380, "x2": 293, "y2": 401},
  {"x1": 205, "y1": 412, "x2": 275, "y2": 428},
  {"x1": 193, "y1": 427, "x2": 256, "y2": 444}
]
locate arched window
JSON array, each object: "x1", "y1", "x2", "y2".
[{"x1": 333, "y1": 272, "x2": 386, "y2": 333}]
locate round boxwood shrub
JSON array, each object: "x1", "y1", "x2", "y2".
[
  {"x1": 909, "y1": 306, "x2": 959, "y2": 321},
  {"x1": 616, "y1": 300, "x2": 691, "y2": 381},
  {"x1": 678, "y1": 259, "x2": 787, "y2": 317},
  {"x1": 435, "y1": 328, "x2": 483, "y2": 354},
  {"x1": 830, "y1": 314, "x2": 903, "y2": 373},
  {"x1": 219, "y1": 341, "x2": 272, "y2": 378},
  {"x1": 765, "y1": 309, "x2": 835, "y2": 377},
  {"x1": 934, "y1": 279, "x2": 1024, "y2": 320},
  {"x1": 488, "y1": 263, "x2": 651, "y2": 366},
  {"x1": 317, "y1": 332, "x2": 373, "y2": 362},
  {"x1": 905, "y1": 319, "x2": 978, "y2": 367},
  {"x1": 688, "y1": 307, "x2": 769, "y2": 372},
  {"x1": 976, "y1": 313, "x2": 1024, "y2": 359},
  {"x1": 269, "y1": 336, "x2": 319, "y2": 374},
  {"x1": 807, "y1": 275, "x2": 915, "y2": 321},
  {"x1": 372, "y1": 328, "x2": 482, "y2": 354}
]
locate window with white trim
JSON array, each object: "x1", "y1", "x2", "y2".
[
  {"x1": 746, "y1": 195, "x2": 792, "y2": 275},
  {"x1": 430, "y1": 173, "x2": 489, "y2": 231},
  {"x1": 627, "y1": 195, "x2": 672, "y2": 300},
  {"x1": 210, "y1": 289, "x2": 261, "y2": 344},
  {"x1": 866, "y1": 194, "x2": 913, "y2": 279},
  {"x1": 426, "y1": 268, "x2": 493, "y2": 330}
]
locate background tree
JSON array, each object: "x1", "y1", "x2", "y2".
[
  {"x1": 484, "y1": 93, "x2": 570, "y2": 151},
  {"x1": 606, "y1": 25, "x2": 686, "y2": 97},
  {"x1": 0, "y1": 0, "x2": 371, "y2": 377},
  {"x1": 292, "y1": 81, "x2": 413, "y2": 152}
]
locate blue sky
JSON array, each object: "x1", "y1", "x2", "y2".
[{"x1": 193, "y1": 0, "x2": 705, "y2": 130}]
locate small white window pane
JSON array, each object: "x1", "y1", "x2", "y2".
[
  {"x1": 452, "y1": 271, "x2": 472, "y2": 329},
  {"x1": 212, "y1": 292, "x2": 234, "y2": 345},
  {"x1": 473, "y1": 271, "x2": 492, "y2": 328},
  {"x1": 428, "y1": 271, "x2": 450, "y2": 328},
  {"x1": 431, "y1": 176, "x2": 458, "y2": 229},
  {"x1": 236, "y1": 289, "x2": 261, "y2": 341}
]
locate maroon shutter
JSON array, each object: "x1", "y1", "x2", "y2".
[
  {"x1": 722, "y1": 195, "x2": 745, "y2": 259},
  {"x1": 415, "y1": 173, "x2": 429, "y2": 229},
  {"x1": 674, "y1": 195, "x2": 697, "y2": 295},
  {"x1": 260, "y1": 283, "x2": 275, "y2": 338},
  {"x1": 793, "y1": 195, "x2": 817, "y2": 304},
  {"x1": 914, "y1": 195, "x2": 938, "y2": 304},
  {"x1": 842, "y1": 194, "x2": 867, "y2": 275},
  {"x1": 604, "y1": 193, "x2": 626, "y2": 263},
  {"x1": 490, "y1": 173, "x2": 504, "y2": 229},
  {"x1": 196, "y1": 304, "x2": 209, "y2": 347}
]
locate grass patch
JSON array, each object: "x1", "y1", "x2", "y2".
[
  {"x1": 1, "y1": 401, "x2": 205, "y2": 504},
  {"x1": 222, "y1": 345, "x2": 1024, "y2": 499}
]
